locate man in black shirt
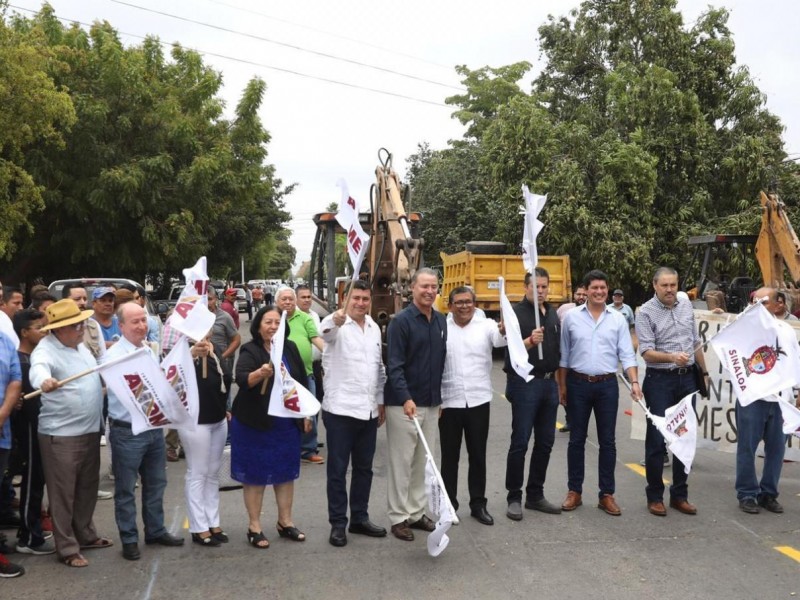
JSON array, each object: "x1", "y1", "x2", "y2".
[{"x1": 505, "y1": 267, "x2": 562, "y2": 521}]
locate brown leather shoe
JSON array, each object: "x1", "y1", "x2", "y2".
[
  {"x1": 669, "y1": 498, "x2": 697, "y2": 515},
  {"x1": 408, "y1": 515, "x2": 435, "y2": 532},
  {"x1": 647, "y1": 501, "x2": 667, "y2": 516},
  {"x1": 597, "y1": 494, "x2": 621, "y2": 516},
  {"x1": 561, "y1": 491, "x2": 582, "y2": 511},
  {"x1": 390, "y1": 521, "x2": 414, "y2": 541}
]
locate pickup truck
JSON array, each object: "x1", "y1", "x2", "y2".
[{"x1": 48, "y1": 278, "x2": 158, "y2": 315}]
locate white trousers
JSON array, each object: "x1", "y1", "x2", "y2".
[
  {"x1": 179, "y1": 419, "x2": 228, "y2": 533},
  {"x1": 385, "y1": 406, "x2": 438, "y2": 525}
]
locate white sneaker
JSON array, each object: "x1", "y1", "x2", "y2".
[
  {"x1": 97, "y1": 490, "x2": 113, "y2": 500},
  {"x1": 16, "y1": 538, "x2": 56, "y2": 555},
  {"x1": 100, "y1": 435, "x2": 107, "y2": 447}
]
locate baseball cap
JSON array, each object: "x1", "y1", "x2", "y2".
[
  {"x1": 92, "y1": 286, "x2": 116, "y2": 300},
  {"x1": 612, "y1": 289, "x2": 624, "y2": 296}
]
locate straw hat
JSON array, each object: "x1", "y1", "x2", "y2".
[{"x1": 41, "y1": 299, "x2": 94, "y2": 331}]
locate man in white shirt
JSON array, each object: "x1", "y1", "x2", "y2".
[
  {"x1": 319, "y1": 280, "x2": 387, "y2": 547},
  {"x1": 0, "y1": 283, "x2": 21, "y2": 348},
  {"x1": 440, "y1": 286, "x2": 507, "y2": 525}
]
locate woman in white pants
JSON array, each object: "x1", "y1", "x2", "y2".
[{"x1": 180, "y1": 338, "x2": 229, "y2": 547}]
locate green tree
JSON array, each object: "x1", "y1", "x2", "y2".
[
  {"x1": 0, "y1": 6, "x2": 75, "y2": 261},
  {"x1": 2, "y1": 6, "x2": 290, "y2": 284},
  {"x1": 406, "y1": 142, "x2": 500, "y2": 265},
  {"x1": 444, "y1": 0, "x2": 788, "y2": 295}
]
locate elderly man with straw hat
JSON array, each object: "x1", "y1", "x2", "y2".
[{"x1": 29, "y1": 299, "x2": 112, "y2": 568}]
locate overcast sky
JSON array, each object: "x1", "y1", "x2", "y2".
[{"x1": 9, "y1": 0, "x2": 800, "y2": 274}]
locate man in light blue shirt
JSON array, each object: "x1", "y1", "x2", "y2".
[
  {"x1": 105, "y1": 303, "x2": 184, "y2": 561},
  {"x1": 557, "y1": 270, "x2": 641, "y2": 516},
  {"x1": 0, "y1": 330, "x2": 22, "y2": 577}
]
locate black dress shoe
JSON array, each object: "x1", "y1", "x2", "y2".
[
  {"x1": 145, "y1": 533, "x2": 185, "y2": 546},
  {"x1": 470, "y1": 507, "x2": 494, "y2": 526},
  {"x1": 122, "y1": 542, "x2": 140, "y2": 561},
  {"x1": 348, "y1": 520, "x2": 387, "y2": 537},
  {"x1": 329, "y1": 527, "x2": 347, "y2": 547}
]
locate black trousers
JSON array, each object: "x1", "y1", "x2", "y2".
[
  {"x1": 438, "y1": 403, "x2": 490, "y2": 512},
  {"x1": 14, "y1": 407, "x2": 45, "y2": 546}
]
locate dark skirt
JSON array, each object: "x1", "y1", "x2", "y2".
[{"x1": 230, "y1": 416, "x2": 301, "y2": 486}]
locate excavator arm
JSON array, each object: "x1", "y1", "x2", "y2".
[{"x1": 755, "y1": 191, "x2": 800, "y2": 288}]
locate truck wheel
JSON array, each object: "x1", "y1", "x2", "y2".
[{"x1": 465, "y1": 241, "x2": 507, "y2": 255}]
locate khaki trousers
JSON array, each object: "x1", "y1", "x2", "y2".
[
  {"x1": 385, "y1": 406, "x2": 438, "y2": 525},
  {"x1": 39, "y1": 432, "x2": 101, "y2": 559}
]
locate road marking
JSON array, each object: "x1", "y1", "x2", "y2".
[
  {"x1": 556, "y1": 421, "x2": 564, "y2": 430},
  {"x1": 625, "y1": 463, "x2": 670, "y2": 484},
  {"x1": 774, "y1": 546, "x2": 800, "y2": 564},
  {"x1": 183, "y1": 517, "x2": 189, "y2": 530}
]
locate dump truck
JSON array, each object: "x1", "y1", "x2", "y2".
[{"x1": 437, "y1": 243, "x2": 572, "y2": 318}]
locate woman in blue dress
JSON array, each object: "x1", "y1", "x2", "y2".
[{"x1": 230, "y1": 305, "x2": 311, "y2": 548}]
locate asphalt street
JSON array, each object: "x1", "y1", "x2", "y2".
[{"x1": 5, "y1": 318, "x2": 799, "y2": 599}]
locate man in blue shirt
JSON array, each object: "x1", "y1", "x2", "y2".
[
  {"x1": 385, "y1": 268, "x2": 447, "y2": 541},
  {"x1": 558, "y1": 270, "x2": 641, "y2": 515},
  {"x1": 0, "y1": 331, "x2": 23, "y2": 577}
]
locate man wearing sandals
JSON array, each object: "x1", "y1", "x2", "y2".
[
  {"x1": 105, "y1": 303, "x2": 184, "y2": 561},
  {"x1": 30, "y1": 299, "x2": 113, "y2": 567}
]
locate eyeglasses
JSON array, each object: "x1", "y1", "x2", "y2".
[{"x1": 451, "y1": 300, "x2": 474, "y2": 307}]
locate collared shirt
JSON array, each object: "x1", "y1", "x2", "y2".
[
  {"x1": 320, "y1": 313, "x2": 385, "y2": 419},
  {"x1": 287, "y1": 309, "x2": 319, "y2": 375},
  {"x1": 560, "y1": 304, "x2": 636, "y2": 374},
  {"x1": 610, "y1": 302, "x2": 635, "y2": 327},
  {"x1": 30, "y1": 333, "x2": 103, "y2": 436},
  {"x1": 504, "y1": 296, "x2": 560, "y2": 375},
  {"x1": 104, "y1": 336, "x2": 159, "y2": 422},
  {"x1": 304, "y1": 309, "x2": 322, "y2": 362},
  {"x1": 385, "y1": 303, "x2": 447, "y2": 407},
  {"x1": 556, "y1": 302, "x2": 577, "y2": 323},
  {"x1": 0, "y1": 312, "x2": 19, "y2": 350},
  {"x1": 0, "y1": 333, "x2": 21, "y2": 449},
  {"x1": 635, "y1": 295, "x2": 699, "y2": 369},
  {"x1": 442, "y1": 317, "x2": 507, "y2": 409}
]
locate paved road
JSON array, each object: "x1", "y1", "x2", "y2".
[{"x1": 6, "y1": 319, "x2": 799, "y2": 599}]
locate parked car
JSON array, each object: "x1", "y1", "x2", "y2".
[{"x1": 233, "y1": 284, "x2": 248, "y2": 313}]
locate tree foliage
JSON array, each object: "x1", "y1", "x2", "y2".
[
  {"x1": 422, "y1": 0, "x2": 791, "y2": 298},
  {"x1": 1, "y1": 5, "x2": 292, "y2": 285}
]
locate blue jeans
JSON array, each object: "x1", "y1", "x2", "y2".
[
  {"x1": 505, "y1": 375, "x2": 558, "y2": 504},
  {"x1": 301, "y1": 376, "x2": 319, "y2": 458},
  {"x1": 642, "y1": 370, "x2": 696, "y2": 502},
  {"x1": 110, "y1": 424, "x2": 168, "y2": 544},
  {"x1": 735, "y1": 400, "x2": 786, "y2": 501},
  {"x1": 566, "y1": 375, "x2": 618, "y2": 497},
  {"x1": 322, "y1": 411, "x2": 378, "y2": 527}
]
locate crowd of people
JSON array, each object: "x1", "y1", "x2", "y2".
[{"x1": 0, "y1": 267, "x2": 797, "y2": 579}]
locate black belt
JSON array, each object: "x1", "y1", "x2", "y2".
[
  {"x1": 649, "y1": 367, "x2": 692, "y2": 376},
  {"x1": 109, "y1": 418, "x2": 132, "y2": 428},
  {"x1": 533, "y1": 370, "x2": 556, "y2": 379},
  {"x1": 569, "y1": 370, "x2": 615, "y2": 383}
]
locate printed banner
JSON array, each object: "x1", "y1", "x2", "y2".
[
  {"x1": 99, "y1": 348, "x2": 188, "y2": 435},
  {"x1": 710, "y1": 304, "x2": 799, "y2": 406},
  {"x1": 498, "y1": 276, "x2": 533, "y2": 382},
  {"x1": 521, "y1": 184, "x2": 546, "y2": 273},
  {"x1": 167, "y1": 256, "x2": 216, "y2": 341},
  {"x1": 336, "y1": 179, "x2": 370, "y2": 280},
  {"x1": 267, "y1": 312, "x2": 321, "y2": 419},
  {"x1": 160, "y1": 336, "x2": 199, "y2": 428},
  {"x1": 425, "y1": 456, "x2": 452, "y2": 557}
]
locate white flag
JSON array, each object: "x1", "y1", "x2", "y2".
[
  {"x1": 161, "y1": 336, "x2": 200, "y2": 429},
  {"x1": 166, "y1": 256, "x2": 216, "y2": 341},
  {"x1": 425, "y1": 456, "x2": 452, "y2": 557},
  {"x1": 267, "y1": 312, "x2": 321, "y2": 418},
  {"x1": 335, "y1": 179, "x2": 370, "y2": 280},
  {"x1": 498, "y1": 276, "x2": 533, "y2": 382},
  {"x1": 710, "y1": 304, "x2": 800, "y2": 406},
  {"x1": 651, "y1": 393, "x2": 698, "y2": 474},
  {"x1": 99, "y1": 348, "x2": 188, "y2": 435},
  {"x1": 776, "y1": 391, "x2": 800, "y2": 437},
  {"x1": 521, "y1": 185, "x2": 546, "y2": 273}
]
